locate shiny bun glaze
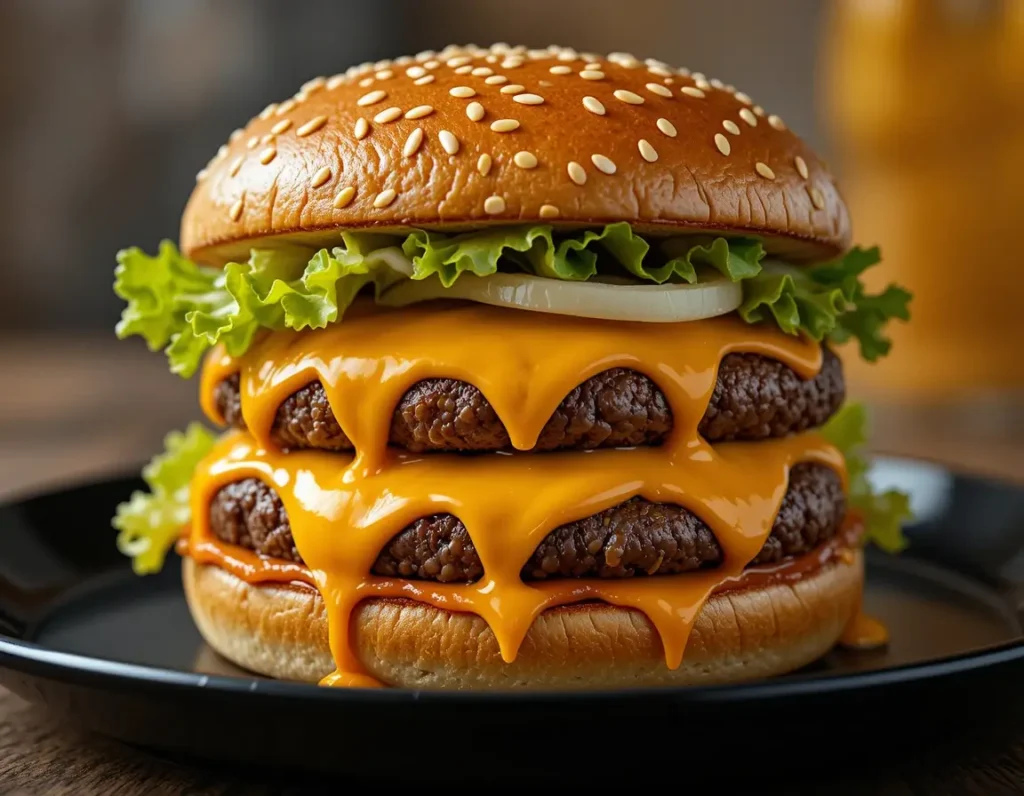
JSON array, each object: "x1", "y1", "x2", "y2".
[
  {"x1": 183, "y1": 552, "x2": 863, "y2": 689},
  {"x1": 183, "y1": 44, "x2": 850, "y2": 265}
]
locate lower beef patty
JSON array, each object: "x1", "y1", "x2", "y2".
[
  {"x1": 208, "y1": 463, "x2": 845, "y2": 582},
  {"x1": 215, "y1": 347, "x2": 844, "y2": 453}
]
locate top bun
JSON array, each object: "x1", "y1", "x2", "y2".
[{"x1": 182, "y1": 44, "x2": 850, "y2": 266}]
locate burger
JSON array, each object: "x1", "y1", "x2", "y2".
[{"x1": 111, "y1": 44, "x2": 912, "y2": 690}]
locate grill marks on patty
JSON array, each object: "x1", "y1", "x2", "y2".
[
  {"x1": 213, "y1": 347, "x2": 844, "y2": 452},
  {"x1": 207, "y1": 464, "x2": 845, "y2": 582}
]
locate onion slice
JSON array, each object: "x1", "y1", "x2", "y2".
[{"x1": 378, "y1": 272, "x2": 742, "y2": 323}]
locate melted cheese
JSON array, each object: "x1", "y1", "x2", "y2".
[{"x1": 191, "y1": 300, "x2": 847, "y2": 686}]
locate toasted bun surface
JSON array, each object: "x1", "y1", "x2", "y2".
[
  {"x1": 182, "y1": 551, "x2": 862, "y2": 690},
  {"x1": 183, "y1": 45, "x2": 850, "y2": 266}
]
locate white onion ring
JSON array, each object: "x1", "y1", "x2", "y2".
[{"x1": 378, "y1": 272, "x2": 742, "y2": 323}]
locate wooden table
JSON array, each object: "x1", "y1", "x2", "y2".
[{"x1": 1, "y1": 336, "x2": 1022, "y2": 794}]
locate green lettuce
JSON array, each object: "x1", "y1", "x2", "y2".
[
  {"x1": 740, "y1": 247, "x2": 912, "y2": 362},
  {"x1": 820, "y1": 402, "x2": 913, "y2": 552},
  {"x1": 115, "y1": 223, "x2": 910, "y2": 377},
  {"x1": 112, "y1": 423, "x2": 216, "y2": 574}
]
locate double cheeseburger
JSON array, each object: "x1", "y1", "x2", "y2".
[{"x1": 113, "y1": 44, "x2": 912, "y2": 690}]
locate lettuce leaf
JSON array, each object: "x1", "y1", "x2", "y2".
[
  {"x1": 114, "y1": 224, "x2": 910, "y2": 377},
  {"x1": 114, "y1": 234, "x2": 409, "y2": 378},
  {"x1": 112, "y1": 423, "x2": 217, "y2": 575},
  {"x1": 820, "y1": 402, "x2": 913, "y2": 552},
  {"x1": 740, "y1": 246, "x2": 912, "y2": 362}
]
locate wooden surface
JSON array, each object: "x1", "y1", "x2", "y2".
[{"x1": 0, "y1": 335, "x2": 1022, "y2": 794}]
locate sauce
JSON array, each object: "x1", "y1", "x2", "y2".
[
  {"x1": 839, "y1": 611, "x2": 889, "y2": 650},
  {"x1": 190, "y1": 301, "x2": 848, "y2": 686}
]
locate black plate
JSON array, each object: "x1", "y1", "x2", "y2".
[{"x1": 0, "y1": 457, "x2": 1022, "y2": 785}]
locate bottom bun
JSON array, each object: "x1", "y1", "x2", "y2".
[{"x1": 183, "y1": 553, "x2": 863, "y2": 690}]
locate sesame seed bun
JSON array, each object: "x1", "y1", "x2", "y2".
[
  {"x1": 183, "y1": 44, "x2": 850, "y2": 267},
  {"x1": 182, "y1": 551, "x2": 863, "y2": 690}
]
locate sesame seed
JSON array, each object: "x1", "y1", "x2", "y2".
[
  {"x1": 373, "y1": 107, "x2": 402, "y2": 124},
  {"x1": 582, "y1": 96, "x2": 606, "y2": 115},
  {"x1": 486, "y1": 54, "x2": 498, "y2": 64},
  {"x1": 402, "y1": 127, "x2": 424, "y2": 158},
  {"x1": 614, "y1": 89, "x2": 644, "y2": 105},
  {"x1": 502, "y1": 58, "x2": 523, "y2": 69},
  {"x1": 809, "y1": 186, "x2": 825, "y2": 209},
  {"x1": 357, "y1": 90, "x2": 387, "y2": 106},
  {"x1": 466, "y1": 102, "x2": 485, "y2": 121},
  {"x1": 646, "y1": 83, "x2": 673, "y2": 97},
  {"x1": 310, "y1": 166, "x2": 332, "y2": 188},
  {"x1": 354, "y1": 118, "x2": 369, "y2": 139},
  {"x1": 455, "y1": 65, "x2": 473, "y2": 74},
  {"x1": 735, "y1": 91, "x2": 752, "y2": 105},
  {"x1": 755, "y1": 162, "x2": 776, "y2": 180},
  {"x1": 568, "y1": 161, "x2": 587, "y2": 185},
  {"x1": 333, "y1": 186, "x2": 355, "y2": 208},
  {"x1": 768, "y1": 114, "x2": 786, "y2": 130},
  {"x1": 406, "y1": 65, "x2": 427, "y2": 79},
  {"x1": 712, "y1": 78, "x2": 726, "y2": 89},
  {"x1": 373, "y1": 189, "x2": 397, "y2": 208},
  {"x1": 678, "y1": 67, "x2": 691, "y2": 77},
  {"x1": 725, "y1": 84, "x2": 736, "y2": 93},
  {"x1": 584, "y1": 62, "x2": 601, "y2": 69},
  {"x1": 490, "y1": 118, "x2": 520, "y2": 132},
  {"x1": 638, "y1": 139, "x2": 658, "y2": 162},
  {"x1": 656, "y1": 118, "x2": 677, "y2": 137},
  {"x1": 447, "y1": 56, "x2": 471, "y2": 67},
  {"x1": 246, "y1": 136, "x2": 259, "y2": 150},
  {"x1": 695, "y1": 79, "x2": 711, "y2": 91},
  {"x1": 681, "y1": 86, "x2": 705, "y2": 98},
  {"x1": 664, "y1": 77, "x2": 675, "y2": 85},
  {"x1": 579, "y1": 70, "x2": 605, "y2": 80},
  {"x1": 405, "y1": 105, "x2": 434, "y2": 120},
  {"x1": 648, "y1": 66, "x2": 672, "y2": 77},
  {"x1": 500, "y1": 84, "x2": 525, "y2": 95},
  {"x1": 513, "y1": 93, "x2": 544, "y2": 105},
  {"x1": 359, "y1": 77, "x2": 374, "y2": 88},
  {"x1": 449, "y1": 86, "x2": 476, "y2": 98},
  {"x1": 259, "y1": 103, "x2": 277, "y2": 120},
  {"x1": 550, "y1": 65, "x2": 572, "y2": 75},
  {"x1": 276, "y1": 99, "x2": 296, "y2": 116},
  {"x1": 195, "y1": 168, "x2": 207, "y2": 182},
  {"x1": 260, "y1": 133, "x2": 274, "y2": 145},
  {"x1": 723, "y1": 120, "x2": 740, "y2": 135},
  {"x1": 484, "y1": 195, "x2": 506, "y2": 214},
  {"x1": 714, "y1": 134, "x2": 731, "y2": 156},
  {"x1": 229, "y1": 156, "x2": 244, "y2": 176},
  {"x1": 471, "y1": 66, "x2": 493, "y2": 77},
  {"x1": 439, "y1": 130, "x2": 460, "y2": 155},
  {"x1": 514, "y1": 150, "x2": 538, "y2": 169},
  {"x1": 485, "y1": 75, "x2": 508, "y2": 85},
  {"x1": 296, "y1": 115, "x2": 328, "y2": 137},
  {"x1": 739, "y1": 108, "x2": 758, "y2": 127},
  {"x1": 795, "y1": 156, "x2": 809, "y2": 180},
  {"x1": 591, "y1": 154, "x2": 616, "y2": 174},
  {"x1": 215, "y1": 144, "x2": 229, "y2": 160},
  {"x1": 425, "y1": 59, "x2": 440, "y2": 69},
  {"x1": 539, "y1": 204, "x2": 560, "y2": 219},
  {"x1": 753, "y1": 105, "x2": 766, "y2": 117},
  {"x1": 229, "y1": 129, "x2": 243, "y2": 142},
  {"x1": 229, "y1": 198, "x2": 244, "y2": 221},
  {"x1": 259, "y1": 146, "x2": 277, "y2": 164},
  {"x1": 414, "y1": 75, "x2": 435, "y2": 85},
  {"x1": 692, "y1": 72, "x2": 706, "y2": 81},
  {"x1": 477, "y1": 153, "x2": 492, "y2": 176},
  {"x1": 271, "y1": 119, "x2": 293, "y2": 135},
  {"x1": 557, "y1": 49, "x2": 578, "y2": 62},
  {"x1": 376, "y1": 69, "x2": 394, "y2": 80}
]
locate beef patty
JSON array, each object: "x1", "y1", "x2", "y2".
[
  {"x1": 214, "y1": 347, "x2": 844, "y2": 453},
  {"x1": 207, "y1": 463, "x2": 845, "y2": 582}
]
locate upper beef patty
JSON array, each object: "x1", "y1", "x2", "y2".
[
  {"x1": 208, "y1": 463, "x2": 845, "y2": 582},
  {"x1": 214, "y1": 347, "x2": 844, "y2": 453}
]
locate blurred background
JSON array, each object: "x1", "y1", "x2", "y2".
[{"x1": 1, "y1": 0, "x2": 1022, "y2": 498}]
